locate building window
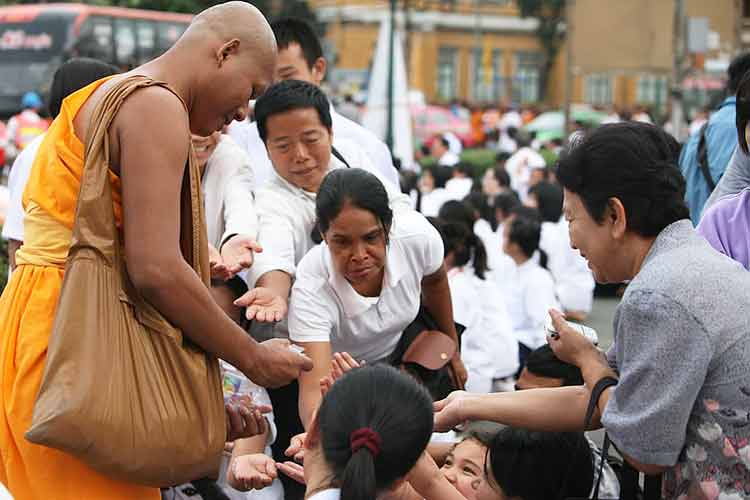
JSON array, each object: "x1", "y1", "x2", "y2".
[
  {"x1": 472, "y1": 48, "x2": 503, "y2": 102},
  {"x1": 637, "y1": 74, "x2": 668, "y2": 109},
  {"x1": 512, "y1": 51, "x2": 541, "y2": 104},
  {"x1": 437, "y1": 47, "x2": 459, "y2": 102},
  {"x1": 584, "y1": 74, "x2": 612, "y2": 105}
]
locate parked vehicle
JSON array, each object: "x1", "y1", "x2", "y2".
[
  {"x1": 411, "y1": 104, "x2": 478, "y2": 149},
  {"x1": 0, "y1": 3, "x2": 192, "y2": 118}
]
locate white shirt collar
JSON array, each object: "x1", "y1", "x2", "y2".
[
  {"x1": 324, "y1": 234, "x2": 409, "y2": 319},
  {"x1": 308, "y1": 489, "x2": 341, "y2": 500}
]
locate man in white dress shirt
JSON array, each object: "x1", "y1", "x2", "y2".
[{"x1": 228, "y1": 18, "x2": 399, "y2": 188}]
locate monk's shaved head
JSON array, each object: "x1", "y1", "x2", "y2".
[
  {"x1": 155, "y1": 1, "x2": 278, "y2": 135},
  {"x1": 181, "y1": 1, "x2": 276, "y2": 63}
]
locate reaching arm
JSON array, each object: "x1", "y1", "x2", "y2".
[
  {"x1": 235, "y1": 270, "x2": 292, "y2": 323},
  {"x1": 297, "y1": 342, "x2": 332, "y2": 429},
  {"x1": 115, "y1": 87, "x2": 310, "y2": 387}
]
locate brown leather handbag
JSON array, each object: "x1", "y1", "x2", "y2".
[
  {"x1": 25, "y1": 76, "x2": 225, "y2": 487},
  {"x1": 389, "y1": 306, "x2": 465, "y2": 401}
]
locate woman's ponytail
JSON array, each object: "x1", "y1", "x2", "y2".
[
  {"x1": 467, "y1": 233, "x2": 489, "y2": 280},
  {"x1": 538, "y1": 248, "x2": 549, "y2": 270},
  {"x1": 341, "y1": 448, "x2": 378, "y2": 500}
]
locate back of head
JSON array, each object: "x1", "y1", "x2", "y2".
[
  {"x1": 555, "y1": 122, "x2": 688, "y2": 237},
  {"x1": 437, "y1": 219, "x2": 489, "y2": 279},
  {"x1": 454, "y1": 162, "x2": 474, "y2": 178},
  {"x1": 271, "y1": 17, "x2": 323, "y2": 69},
  {"x1": 525, "y1": 345, "x2": 584, "y2": 386},
  {"x1": 49, "y1": 58, "x2": 119, "y2": 119},
  {"x1": 432, "y1": 166, "x2": 452, "y2": 189},
  {"x1": 514, "y1": 129, "x2": 533, "y2": 148},
  {"x1": 464, "y1": 191, "x2": 495, "y2": 229},
  {"x1": 487, "y1": 427, "x2": 593, "y2": 500},
  {"x1": 495, "y1": 151, "x2": 511, "y2": 165},
  {"x1": 254, "y1": 79, "x2": 332, "y2": 143},
  {"x1": 494, "y1": 191, "x2": 520, "y2": 216},
  {"x1": 316, "y1": 168, "x2": 393, "y2": 236},
  {"x1": 528, "y1": 181, "x2": 563, "y2": 223},
  {"x1": 492, "y1": 165, "x2": 511, "y2": 188},
  {"x1": 438, "y1": 200, "x2": 475, "y2": 228},
  {"x1": 21, "y1": 91, "x2": 42, "y2": 110},
  {"x1": 728, "y1": 52, "x2": 750, "y2": 94},
  {"x1": 507, "y1": 213, "x2": 542, "y2": 259},
  {"x1": 510, "y1": 204, "x2": 542, "y2": 224},
  {"x1": 318, "y1": 365, "x2": 433, "y2": 500}
]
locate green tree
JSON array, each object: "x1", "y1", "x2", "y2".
[{"x1": 517, "y1": 0, "x2": 566, "y2": 103}]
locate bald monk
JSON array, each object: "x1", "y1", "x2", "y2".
[{"x1": 0, "y1": 3, "x2": 312, "y2": 499}]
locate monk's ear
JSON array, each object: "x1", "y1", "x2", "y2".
[{"x1": 216, "y1": 39, "x2": 240, "y2": 66}]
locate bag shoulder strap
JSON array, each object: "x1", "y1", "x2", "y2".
[
  {"x1": 331, "y1": 146, "x2": 351, "y2": 168},
  {"x1": 697, "y1": 122, "x2": 716, "y2": 191},
  {"x1": 586, "y1": 376, "x2": 618, "y2": 500},
  {"x1": 74, "y1": 75, "x2": 207, "y2": 282},
  {"x1": 73, "y1": 76, "x2": 171, "y2": 261}
]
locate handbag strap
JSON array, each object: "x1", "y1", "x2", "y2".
[
  {"x1": 73, "y1": 75, "x2": 208, "y2": 284},
  {"x1": 586, "y1": 376, "x2": 618, "y2": 500},
  {"x1": 696, "y1": 122, "x2": 716, "y2": 191}
]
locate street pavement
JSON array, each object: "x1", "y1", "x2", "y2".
[{"x1": 585, "y1": 296, "x2": 620, "y2": 351}]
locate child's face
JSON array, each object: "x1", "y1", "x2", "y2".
[{"x1": 440, "y1": 439, "x2": 486, "y2": 500}]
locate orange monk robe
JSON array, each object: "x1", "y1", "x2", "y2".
[{"x1": 0, "y1": 78, "x2": 159, "y2": 500}]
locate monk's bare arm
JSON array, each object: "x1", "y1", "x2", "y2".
[{"x1": 116, "y1": 87, "x2": 261, "y2": 375}]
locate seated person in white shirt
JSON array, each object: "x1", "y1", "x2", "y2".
[
  {"x1": 417, "y1": 166, "x2": 452, "y2": 217},
  {"x1": 444, "y1": 163, "x2": 475, "y2": 201},
  {"x1": 527, "y1": 181, "x2": 595, "y2": 321},
  {"x1": 287, "y1": 168, "x2": 467, "y2": 428},
  {"x1": 501, "y1": 208, "x2": 560, "y2": 369},
  {"x1": 294, "y1": 365, "x2": 440, "y2": 500},
  {"x1": 227, "y1": 17, "x2": 398, "y2": 188},
  {"x1": 3, "y1": 58, "x2": 118, "y2": 273},
  {"x1": 504, "y1": 130, "x2": 546, "y2": 203},
  {"x1": 435, "y1": 220, "x2": 518, "y2": 393},
  {"x1": 236, "y1": 80, "x2": 410, "y2": 329}
]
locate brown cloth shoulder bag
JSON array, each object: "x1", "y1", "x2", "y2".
[{"x1": 25, "y1": 75, "x2": 225, "y2": 487}]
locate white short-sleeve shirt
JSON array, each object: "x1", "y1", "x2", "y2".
[
  {"x1": 504, "y1": 259, "x2": 560, "y2": 350},
  {"x1": 2, "y1": 132, "x2": 44, "y2": 242},
  {"x1": 288, "y1": 210, "x2": 444, "y2": 362}
]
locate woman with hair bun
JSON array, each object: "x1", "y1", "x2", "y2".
[{"x1": 302, "y1": 365, "x2": 434, "y2": 500}]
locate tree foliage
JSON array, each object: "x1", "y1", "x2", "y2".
[{"x1": 517, "y1": 0, "x2": 566, "y2": 102}]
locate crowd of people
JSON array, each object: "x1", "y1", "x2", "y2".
[{"x1": 0, "y1": 3, "x2": 749, "y2": 500}]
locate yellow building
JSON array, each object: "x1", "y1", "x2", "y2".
[
  {"x1": 567, "y1": 0, "x2": 739, "y2": 116},
  {"x1": 310, "y1": 0, "x2": 741, "y2": 115},
  {"x1": 312, "y1": 0, "x2": 549, "y2": 106}
]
